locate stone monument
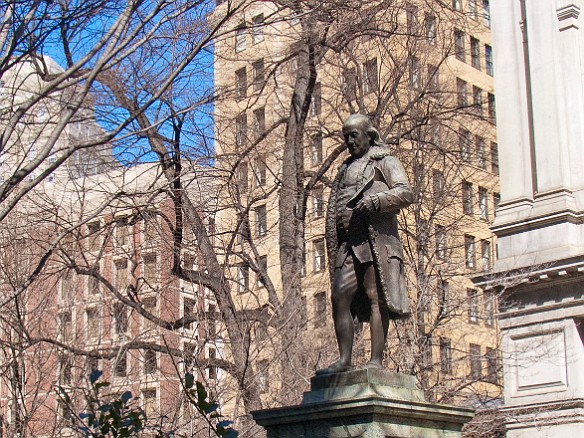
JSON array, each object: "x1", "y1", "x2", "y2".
[
  {"x1": 476, "y1": 1, "x2": 584, "y2": 436},
  {"x1": 252, "y1": 115, "x2": 474, "y2": 437}
]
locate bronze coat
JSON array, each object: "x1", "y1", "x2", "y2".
[{"x1": 325, "y1": 146, "x2": 413, "y2": 320}]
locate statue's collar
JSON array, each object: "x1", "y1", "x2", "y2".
[{"x1": 345, "y1": 145, "x2": 391, "y2": 165}]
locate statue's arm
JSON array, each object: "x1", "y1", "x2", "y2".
[{"x1": 374, "y1": 156, "x2": 413, "y2": 212}]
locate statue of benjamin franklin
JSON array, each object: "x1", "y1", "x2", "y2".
[{"x1": 317, "y1": 114, "x2": 413, "y2": 375}]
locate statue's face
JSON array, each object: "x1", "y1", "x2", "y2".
[{"x1": 343, "y1": 122, "x2": 371, "y2": 158}]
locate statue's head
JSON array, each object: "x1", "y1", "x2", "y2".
[{"x1": 342, "y1": 114, "x2": 380, "y2": 158}]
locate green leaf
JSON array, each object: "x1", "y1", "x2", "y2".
[
  {"x1": 90, "y1": 369, "x2": 103, "y2": 384},
  {"x1": 121, "y1": 391, "x2": 132, "y2": 403},
  {"x1": 185, "y1": 372, "x2": 195, "y2": 389}
]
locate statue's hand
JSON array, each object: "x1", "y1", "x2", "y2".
[{"x1": 354, "y1": 194, "x2": 377, "y2": 215}]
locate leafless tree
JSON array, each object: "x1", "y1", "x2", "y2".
[{"x1": 1, "y1": 0, "x2": 503, "y2": 436}]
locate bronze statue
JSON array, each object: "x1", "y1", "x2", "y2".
[{"x1": 317, "y1": 114, "x2": 413, "y2": 374}]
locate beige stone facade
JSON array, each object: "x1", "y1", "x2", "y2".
[{"x1": 212, "y1": 0, "x2": 502, "y2": 411}]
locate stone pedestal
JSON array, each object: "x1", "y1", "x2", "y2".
[
  {"x1": 251, "y1": 369, "x2": 473, "y2": 438},
  {"x1": 493, "y1": 269, "x2": 584, "y2": 438}
]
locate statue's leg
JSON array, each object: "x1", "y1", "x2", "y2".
[
  {"x1": 316, "y1": 254, "x2": 358, "y2": 375},
  {"x1": 363, "y1": 262, "x2": 384, "y2": 369}
]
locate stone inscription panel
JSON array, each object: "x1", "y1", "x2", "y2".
[{"x1": 510, "y1": 329, "x2": 568, "y2": 397}]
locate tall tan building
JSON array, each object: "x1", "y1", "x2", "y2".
[{"x1": 212, "y1": 0, "x2": 502, "y2": 414}]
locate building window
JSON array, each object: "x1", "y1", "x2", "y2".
[
  {"x1": 311, "y1": 82, "x2": 322, "y2": 116},
  {"x1": 454, "y1": 29, "x2": 465, "y2": 61},
  {"x1": 476, "y1": 136, "x2": 486, "y2": 168},
  {"x1": 481, "y1": 240, "x2": 492, "y2": 271},
  {"x1": 409, "y1": 56, "x2": 421, "y2": 90},
  {"x1": 113, "y1": 303, "x2": 128, "y2": 335},
  {"x1": 87, "y1": 307, "x2": 100, "y2": 339},
  {"x1": 142, "y1": 389, "x2": 157, "y2": 418},
  {"x1": 237, "y1": 265, "x2": 250, "y2": 293},
  {"x1": 482, "y1": 0, "x2": 491, "y2": 27},
  {"x1": 422, "y1": 336, "x2": 433, "y2": 369},
  {"x1": 470, "y1": 37, "x2": 480, "y2": 69},
  {"x1": 59, "y1": 311, "x2": 73, "y2": 342},
  {"x1": 255, "y1": 205, "x2": 267, "y2": 236},
  {"x1": 488, "y1": 92, "x2": 496, "y2": 121},
  {"x1": 425, "y1": 14, "x2": 436, "y2": 43},
  {"x1": 486, "y1": 347, "x2": 499, "y2": 383},
  {"x1": 313, "y1": 238, "x2": 325, "y2": 272},
  {"x1": 490, "y1": 142, "x2": 499, "y2": 174},
  {"x1": 427, "y1": 64, "x2": 439, "y2": 92},
  {"x1": 311, "y1": 133, "x2": 323, "y2": 166},
  {"x1": 29, "y1": 144, "x2": 37, "y2": 160},
  {"x1": 484, "y1": 291, "x2": 495, "y2": 326},
  {"x1": 314, "y1": 291, "x2": 327, "y2": 328},
  {"x1": 183, "y1": 343, "x2": 196, "y2": 373},
  {"x1": 418, "y1": 219, "x2": 429, "y2": 255},
  {"x1": 256, "y1": 322, "x2": 268, "y2": 341},
  {"x1": 143, "y1": 253, "x2": 157, "y2": 286},
  {"x1": 85, "y1": 356, "x2": 99, "y2": 376},
  {"x1": 59, "y1": 356, "x2": 73, "y2": 385},
  {"x1": 252, "y1": 59, "x2": 265, "y2": 92},
  {"x1": 253, "y1": 158, "x2": 266, "y2": 187},
  {"x1": 208, "y1": 347, "x2": 217, "y2": 379},
  {"x1": 235, "y1": 112, "x2": 247, "y2": 149},
  {"x1": 142, "y1": 210, "x2": 158, "y2": 244},
  {"x1": 479, "y1": 187, "x2": 488, "y2": 220},
  {"x1": 258, "y1": 359, "x2": 269, "y2": 393},
  {"x1": 468, "y1": 288, "x2": 479, "y2": 322},
  {"x1": 235, "y1": 24, "x2": 246, "y2": 52},
  {"x1": 457, "y1": 78, "x2": 468, "y2": 107},
  {"x1": 472, "y1": 86, "x2": 483, "y2": 115},
  {"x1": 438, "y1": 279, "x2": 450, "y2": 314},
  {"x1": 235, "y1": 67, "x2": 247, "y2": 100},
  {"x1": 253, "y1": 107, "x2": 265, "y2": 140},
  {"x1": 433, "y1": 170, "x2": 445, "y2": 201},
  {"x1": 313, "y1": 186, "x2": 324, "y2": 218},
  {"x1": 115, "y1": 217, "x2": 129, "y2": 247},
  {"x1": 114, "y1": 352, "x2": 127, "y2": 377},
  {"x1": 252, "y1": 14, "x2": 265, "y2": 44},
  {"x1": 468, "y1": 0, "x2": 477, "y2": 19},
  {"x1": 363, "y1": 58, "x2": 378, "y2": 94},
  {"x1": 256, "y1": 255, "x2": 267, "y2": 288},
  {"x1": 343, "y1": 67, "x2": 356, "y2": 101},
  {"x1": 88, "y1": 266, "x2": 100, "y2": 295},
  {"x1": 440, "y1": 338, "x2": 452, "y2": 374},
  {"x1": 460, "y1": 129, "x2": 471, "y2": 162},
  {"x1": 300, "y1": 241, "x2": 306, "y2": 277},
  {"x1": 469, "y1": 343, "x2": 482, "y2": 378},
  {"x1": 485, "y1": 44, "x2": 493, "y2": 76},
  {"x1": 406, "y1": 4, "x2": 419, "y2": 34},
  {"x1": 237, "y1": 161, "x2": 248, "y2": 193},
  {"x1": 115, "y1": 259, "x2": 128, "y2": 291},
  {"x1": 87, "y1": 222, "x2": 101, "y2": 251},
  {"x1": 435, "y1": 224, "x2": 447, "y2": 260},
  {"x1": 183, "y1": 297, "x2": 195, "y2": 330},
  {"x1": 465, "y1": 235, "x2": 476, "y2": 269},
  {"x1": 143, "y1": 296, "x2": 157, "y2": 332},
  {"x1": 144, "y1": 350, "x2": 157, "y2": 374},
  {"x1": 493, "y1": 192, "x2": 501, "y2": 211},
  {"x1": 207, "y1": 304, "x2": 217, "y2": 339}
]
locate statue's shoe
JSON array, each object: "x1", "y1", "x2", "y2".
[{"x1": 315, "y1": 362, "x2": 352, "y2": 375}]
